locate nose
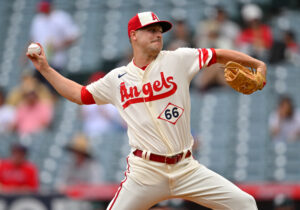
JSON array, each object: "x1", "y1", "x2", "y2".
[{"x1": 156, "y1": 31, "x2": 162, "y2": 39}]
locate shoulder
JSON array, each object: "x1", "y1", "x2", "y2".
[
  {"x1": 89, "y1": 66, "x2": 127, "y2": 84},
  {"x1": 51, "y1": 10, "x2": 73, "y2": 24},
  {"x1": 103, "y1": 66, "x2": 127, "y2": 79},
  {"x1": 261, "y1": 24, "x2": 272, "y2": 31},
  {"x1": 51, "y1": 10, "x2": 70, "y2": 18},
  {"x1": 160, "y1": 48, "x2": 198, "y2": 57},
  {"x1": 0, "y1": 159, "x2": 10, "y2": 167}
]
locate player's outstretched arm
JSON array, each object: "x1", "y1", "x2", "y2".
[
  {"x1": 27, "y1": 43, "x2": 83, "y2": 105},
  {"x1": 215, "y1": 49, "x2": 267, "y2": 78}
]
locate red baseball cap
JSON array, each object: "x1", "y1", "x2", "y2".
[{"x1": 128, "y1": 11, "x2": 172, "y2": 38}]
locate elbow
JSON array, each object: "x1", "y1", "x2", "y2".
[
  {"x1": 215, "y1": 49, "x2": 235, "y2": 64},
  {"x1": 68, "y1": 95, "x2": 83, "y2": 105},
  {"x1": 75, "y1": 99, "x2": 83, "y2": 105}
]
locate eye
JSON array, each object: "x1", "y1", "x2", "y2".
[{"x1": 147, "y1": 28, "x2": 161, "y2": 33}]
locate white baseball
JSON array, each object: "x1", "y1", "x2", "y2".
[{"x1": 27, "y1": 43, "x2": 41, "y2": 56}]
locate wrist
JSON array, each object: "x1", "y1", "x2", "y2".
[{"x1": 39, "y1": 64, "x2": 51, "y2": 73}]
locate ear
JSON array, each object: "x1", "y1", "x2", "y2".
[{"x1": 130, "y1": 30, "x2": 137, "y2": 41}]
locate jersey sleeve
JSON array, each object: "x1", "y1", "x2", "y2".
[
  {"x1": 86, "y1": 73, "x2": 114, "y2": 105},
  {"x1": 174, "y1": 48, "x2": 217, "y2": 80},
  {"x1": 81, "y1": 86, "x2": 96, "y2": 105}
]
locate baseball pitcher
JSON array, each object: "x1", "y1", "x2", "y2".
[{"x1": 27, "y1": 12, "x2": 266, "y2": 210}]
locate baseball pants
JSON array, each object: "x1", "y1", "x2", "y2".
[{"x1": 107, "y1": 152, "x2": 257, "y2": 210}]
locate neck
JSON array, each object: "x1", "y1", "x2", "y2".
[
  {"x1": 132, "y1": 45, "x2": 160, "y2": 68},
  {"x1": 133, "y1": 52, "x2": 158, "y2": 68}
]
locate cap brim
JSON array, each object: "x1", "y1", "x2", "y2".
[
  {"x1": 158, "y1": 21, "x2": 173, "y2": 33},
  {"x1": 138, "y1": 20, "x2": 173, "y2": 33}
]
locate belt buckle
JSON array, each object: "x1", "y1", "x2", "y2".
[{"x1": 166, "y1": 153, "x2": 181, "y2": 164}]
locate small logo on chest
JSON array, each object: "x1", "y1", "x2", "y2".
[
  {"x1": 118, "y1": 72, "x2": 127, "y2": 78},
  {"x1": 120, "y1": 72, "x2": 177, "y2": 109}
]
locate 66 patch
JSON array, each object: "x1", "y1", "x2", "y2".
[{"x1": 158, "y1": 103, "x2": 184, "y2": 125}]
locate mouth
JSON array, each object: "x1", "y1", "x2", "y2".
[{"x1": 151, "y1": 39, "x2": 161, "y2": 43}]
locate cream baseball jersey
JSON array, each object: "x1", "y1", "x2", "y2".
[{"x1": 86, "y1": 48, "x2": 216, "y2": 155}]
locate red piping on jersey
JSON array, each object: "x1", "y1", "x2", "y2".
[
  {"x1": 81, "y1": 86, "x2": 96, "y2": 104},
  {"x1": 198, "y1": 48, "x2": 216, "y2": 69},
  {"x1": 209, "y1": 48, "x2": 217, "y2": 66},
  {"x1": 109, "y1": 156, "x2": 130, "y2": 210}
]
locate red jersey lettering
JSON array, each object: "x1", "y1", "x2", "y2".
[{"x1": 120, "y1": 72, "x2": 177, "y2": 109}]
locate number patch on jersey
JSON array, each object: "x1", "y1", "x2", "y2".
[{"x1": 158, "y1": 103, "x2": 184, "y2": 125}]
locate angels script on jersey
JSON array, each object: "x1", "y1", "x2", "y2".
[{"x1": 120, "y1": 72, "x2": 177, "y2": 109}]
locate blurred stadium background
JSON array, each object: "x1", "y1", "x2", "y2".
[{"x1": 0, "y1": 0, "x2": 300, "y2": 209}]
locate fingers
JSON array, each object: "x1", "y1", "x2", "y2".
[
  {"x1": 26, "y1": 52, "x2": 38, "y2": 60},
  {"x1": 26, "y1": 53, "x2": 34, "y2": 60},
  {"x1": 36, "y1": 42, "x2": 45, "y2": 56}
]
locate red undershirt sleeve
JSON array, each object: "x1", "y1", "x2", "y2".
[{"x1": 81, "y1": 86, "x2": 96, "y2": 105}]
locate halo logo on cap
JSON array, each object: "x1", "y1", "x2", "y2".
[{"x1": 128, "y1": 11, "x2": 172, "y2": 38}]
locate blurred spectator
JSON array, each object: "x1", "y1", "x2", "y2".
[
  {"x1": 269, "y1": 95, "x2": 300, "y2": 142},
  {"x1": 0, "y1": 88, "x2": 15, "y2": 134},
  {"x1": 29, "y1": 0, "x2": 79, "y2": 87},
  {"x1": 30, "y1": 0, "x2": 79, "y2": 70},
  {"x1": 192, "y1": 63, "x2": 228, "y2": 92},
  {"x1": 236, "y1": 4, "x2": 273, "y2": 59},
  {"x1": 81, "y1": 104, "x2": 125, "y2": 138},
  {"x1": 273, "y1": 194, "x2": 295, "y2": 210},
  {"x1": 269, "y1": 30, "x2": 299, "y2": 64},
  {"x1": 167, "y1": 19, "x2": 193, "y2": 50},
  {"x1": 0, "y1": 143, "x2": 39, "y2": 193},
  {"x1": 7, "y1": 71, "x2": 54, "y2": 106},
  {"x1": 194, "y1": 7, "x2": 240, "y2": 49},
  {"x1": 14, "y1": 89, "x2": 54, "y2": 138},
  {"x1": 81, "y1": 72, "x2": 126, "y2": 138},
  {"x1": 55, "y1": 134, "x2": 102, "y2": 191}
]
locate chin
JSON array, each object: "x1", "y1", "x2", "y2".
[{"x1": 149, "y1": 45, "x2": 162, "y2": 56}]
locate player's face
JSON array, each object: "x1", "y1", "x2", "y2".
[{"x1": 135, "y1": 24, "x2": 163, "y2": 56}]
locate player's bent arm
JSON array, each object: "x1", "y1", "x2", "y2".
[{"x1": 215, "y1": 49, "x2": 267, "y2": 77}]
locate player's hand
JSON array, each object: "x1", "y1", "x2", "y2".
[{"x1": 26, "y1": 43, "x2": 50, "y2": 72}]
